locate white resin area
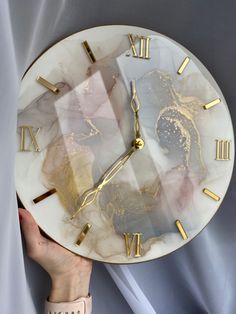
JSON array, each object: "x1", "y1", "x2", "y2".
[{"x1": 16, "y1": 25, "x2": 234, "y2": 264}]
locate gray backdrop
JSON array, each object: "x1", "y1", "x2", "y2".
[{"x1": 0, "y1": 1, "x2": 235, "y2": 313}]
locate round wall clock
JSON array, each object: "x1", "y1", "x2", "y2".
[{"x1": 16, "y1": 25, "x2": 234, "y2": 264}]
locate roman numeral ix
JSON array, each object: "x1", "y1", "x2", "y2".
[{"x1": 19, "y1": 126, "x2": 41, "y2": 152}]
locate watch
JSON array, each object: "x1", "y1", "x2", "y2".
[{"x1": 16, "y1": 25, "x2": 234, "y2": 264}]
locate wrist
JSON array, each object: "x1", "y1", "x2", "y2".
[{"x1": 49, "y1": 271, "x2": 91, "y2": 302}]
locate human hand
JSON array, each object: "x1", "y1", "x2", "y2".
[{"x1": 19, "y1": 207, "x2": 92, "y2": 302}]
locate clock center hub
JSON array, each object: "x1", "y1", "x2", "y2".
[{"x1": 133, "y1": 138, "x2": 145, "y2": 150}]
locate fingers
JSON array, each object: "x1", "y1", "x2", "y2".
[{"x1": 19, "y1": 208, "x2": 44, "y2": 258}]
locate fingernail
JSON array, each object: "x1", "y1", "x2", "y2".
[{"x1": 19, "y1": 213, "x2": 23, "y2": 222}]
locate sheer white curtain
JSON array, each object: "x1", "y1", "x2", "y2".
[
  {"x1": 1, "y1": 1, "x2": 235, "y2": 313},
  {"x1": 0, "y1": 1, "x2": 36, "y2": 313}
]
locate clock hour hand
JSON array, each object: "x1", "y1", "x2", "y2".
[
  {"x1": 130, "y1": 80, "x2": 144, "y2": 150},
  {"x1": 71, "y1": 146, "x2": 135, "y2": 219}
]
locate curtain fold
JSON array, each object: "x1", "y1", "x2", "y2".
[
  {"x1": 0, "y1": 1, "x2": 36, "y2": 313},
  {"x1": 1, "y1": 1, "x2": 235, "y2": 313}
]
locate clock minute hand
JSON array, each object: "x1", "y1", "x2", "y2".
[
  {"x1": 130, "y1": 80, "x2": 144, "y2": 150},
  {"x1": 70, "y1": 81, "x2": 143, "y2": 220},
  {"x1": 70, "y1": 146, "x2": 135, "y2": 219}
]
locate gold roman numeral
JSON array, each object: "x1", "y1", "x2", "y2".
[
  {"x1": 19, "y1": 126, "x2": 41, "y2": 152},
  {"x1": 76, "y1": 223, "x2": 92, "y2": 246},
  {"x1": 215, "y1": 140, "x2": 231, "y2": 160},
  {"x1": 123, "y1": 232, "x2": 142, "y2": 257},
  {"x1": 128, "y1": 34, "x2": 151, "y2": 59}
]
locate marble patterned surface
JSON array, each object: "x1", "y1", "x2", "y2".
[{"x1": 16, "y1": 26, "x2": 234, "y2": 263}]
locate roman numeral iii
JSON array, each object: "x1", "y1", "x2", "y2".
[{"x1": 215, "y1": 139, "x2": 231, "y2": 160}]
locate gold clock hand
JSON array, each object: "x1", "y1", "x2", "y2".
[
  {"x1": 71, "y1": 81, "x2": 144, "y2": 220},
  {"x1": 71, "y1": 146, "x2": 135, "y2": 219},
  {"x1": 130, "y1": 80, "x2": 144, "y2": 150}
]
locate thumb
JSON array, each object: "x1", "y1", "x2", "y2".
[{"x1": 19, "y1": 207, "x2": 45, "y2": 258}]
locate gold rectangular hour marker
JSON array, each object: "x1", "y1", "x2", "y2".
[
  {"x1": 82, "y1": 41, "x2": 96, "y2": 63},
  {"x1": 203, "y1": 188, "x2": 220, "y2": 201},
  {"x1": 19, "y1": 126, "x2": 41, "y2": 152},
  {"x1": 128, "y1": 34, "x2": 151, "y2": 59},
  {"x1": 177, "y1": 57, "x2": 190, "y2": 75},
  {"x1": 216, "y1": 140, "x2": 231, "y2": 160},
  {"x1": 123, "y1": 232, "x2": 142, "y2": 257},
  {"x1": 76, "y1": 223, "x2": 92, "y2": 246},
  {"x1": 175, "y1": 220, "x2": 188, "y2": 240},
  {"x1": 33, "y1": 188, "x2": 57, "y2": 204},
  {"x1": 36, "y1": 76, "x2": 59, "y2": 94},
  {"x1": 203, "y1": 98, "x2": 221, "y2": 110}
]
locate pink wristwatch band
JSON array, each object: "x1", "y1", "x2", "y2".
[{"x1": 44, "y1": 295, "x2": 92, "y2": 314}]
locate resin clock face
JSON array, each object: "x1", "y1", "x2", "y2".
[{"x1": 16, "y1": 25, "x2": 234, "y2": 264}]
